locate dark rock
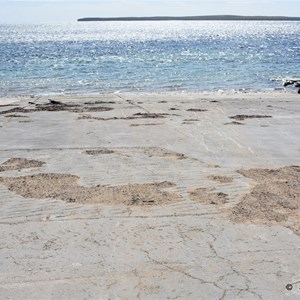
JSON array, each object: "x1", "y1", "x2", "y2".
[
  {"x1": 283, "y1": 79, "x2": 300, "y2": 90},
  {"x1": 48, "y1": 99, "x2": 63, "y2": 105},
  {"x1": 283, "y1": 80, "x2": 295, "y2": 87}
]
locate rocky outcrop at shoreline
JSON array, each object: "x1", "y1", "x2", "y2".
[{"x1": 283, "y1": 79, "x2": 300, "y2": 94}]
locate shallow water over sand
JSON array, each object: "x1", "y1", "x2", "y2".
[{"x1": 0, "y1": 21, "x2": 299, "y2": 97}]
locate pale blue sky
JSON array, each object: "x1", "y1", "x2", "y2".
[{"x1": 0, "y1": 0, "x2": 299, "y2": 23}]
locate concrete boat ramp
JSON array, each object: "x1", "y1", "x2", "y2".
[{"x1": 0, "y1": 92, "x2": 299, "y2": 299}]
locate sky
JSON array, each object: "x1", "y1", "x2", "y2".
[{"x1": 0, "y1": 0, "x2": 299, "y2": 23}]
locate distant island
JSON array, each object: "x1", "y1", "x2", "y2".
[{"x1": 78, "y1": 15, "x2": 300, "y2": 22}]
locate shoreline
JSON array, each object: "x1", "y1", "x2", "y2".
[{"x1": 0, "y1": 89, "x2": 298, "y2": 102}]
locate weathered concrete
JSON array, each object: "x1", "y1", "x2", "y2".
[{"x1": 0, "y1": 92, "x2": 299, "y2": 299}]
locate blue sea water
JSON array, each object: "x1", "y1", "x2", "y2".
[{"x1": 0, "y1": 21, "x2": 299, "y2": 97}]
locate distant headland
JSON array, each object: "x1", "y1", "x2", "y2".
[{"x1": 78, "y1": 15, "x2": 300, "y2": 22}]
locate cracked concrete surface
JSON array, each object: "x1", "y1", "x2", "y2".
[{"x1": 0, "y1": 92, "x2": 299, "y2": 299}]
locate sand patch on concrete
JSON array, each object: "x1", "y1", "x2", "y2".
[
  {"x1": 183, "y1": 119, "x2": 199, "y2": 122},
  {"x1": 229, "y1": 115, "x2": 272, "y2": 121},
  {"x1": 4, "y1": 114, "x2": 29, "y2": 118},
  {"x1": 84, "y1": 101, "x2": 116, "y2": 105},
  {"x1": 230, "y1": 166, "x2": 300, "y2": 235},
  {"x1": 78, "y1": 113, "x2": 168, "y2": 121},
  {"x1": 0, "y1": 103, "x2": 113, "y2": 115},
  {"x1": 186, "y1": 108, "x2": 208, "y2": 112},
  {"x1": 19, "y1": 120, "x2": 33, "y2": 123},
  {"x1": 182, "y1": 119, "x2": 200, "y2": 124},
  {"x1": 224, "y1": 121, "x2": 244, "y2": 125},
  {"x1": 0, "y1": 158, "x2": 45, "y2": 172},
  {"x1": 143, "y1": 147, "x2": 186, "y2": 160},
  {"x1": 208, "y1": 175, "x2": 234, "y2": 184},
  {"x1": 133, "y1": 113, "x2": 171, "y2": 118},
  {"x1": 189, "y1": 188, "x2": 229, "y2": 205},
  {"x1": 129, "y1": 123, "x2": 164, "y2": 127},
  {"x1": 0, "y1": 173, "x2": 181, "y2": 206},
  {"x1": 84, "y1": 149, "x2": 114, "y2": 155}
]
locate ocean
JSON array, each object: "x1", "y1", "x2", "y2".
[{"x1": 0, "y1": 21, "x2": 299, "y2": 97}]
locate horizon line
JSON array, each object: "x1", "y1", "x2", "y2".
[{"x1": 78, "y1": 14, "x2": 300, "y2": 22}]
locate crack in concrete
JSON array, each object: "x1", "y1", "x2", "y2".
[
  {"x1": 142, "y1": 249, "x2": 210, "y2": 284},
  {"x1": 0, "y1": 212, "x2": 220, "y2": 225},
  {"x1": 207, "y1": 230, "x2": 264, "y2": 300}
]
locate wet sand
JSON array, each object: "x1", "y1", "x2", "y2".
[{"x1": 0, "y1": 92, "x2": 299, "y2": 299}]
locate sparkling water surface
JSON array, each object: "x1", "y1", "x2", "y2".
[{"x1": 0, "y1": 21, "x2": 299, "y2": 97}]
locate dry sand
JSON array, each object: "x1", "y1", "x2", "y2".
[
  {"x1": 141, "y1": 147, "x2": 186, "y2": 160},
  {"x1": 0, "y1": 173, "x2": 181, "y2": 206},
  {"x1": 84, "y1": 148, "x2": 115, "y2": 155},
  {"x1": 2, "y1": 163, "x2": 298, "y2": 234},
  {"x1": 229, "y1": 114, "x2": 273, "y2": 121},
  {"x1": 0, "y1": 158, "x2": 45, "y2": 172},
  {"x1": 189, "y1": 187, "x2": 229, "y2": 205},
  {"x1": 231, "y1": 166, "x2": 300, "y2": 235},
  {"x1": 208, "y1": 175, "x2": 234, "y2": 184}
]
